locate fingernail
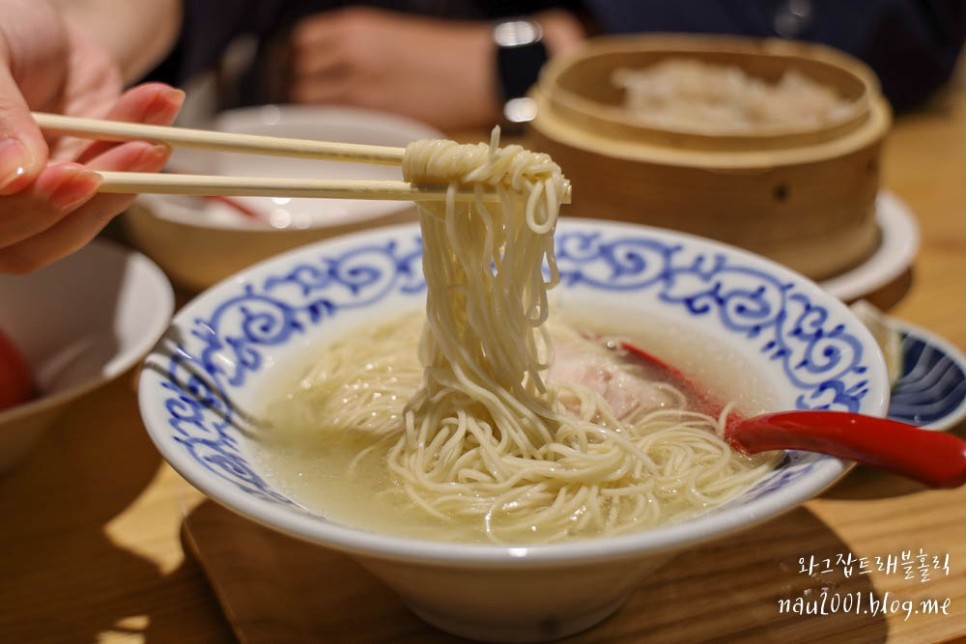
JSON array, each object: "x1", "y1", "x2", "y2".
[
  {"x1": 164, "y1": 87, "x2": 186, "y2": 106},
  {"x1": 0, "y1": 138, "x2": 33, "y2": 194},
  {"x1": 50, "y1": 167, "x2": 102, "y2": 210},
  {"x1": 131, "y1": 144, "x2": 171, "y2": 171},
  {"x1": 148, "y1": 88, "x2": 186, "y2": 121}
]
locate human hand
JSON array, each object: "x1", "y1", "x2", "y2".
[
  {"x1": 288, "y1": 7, "x2": 499, "y2": 131},
  {"x1": 0, "y1": 0, "x2": 183, "y2": 274}
]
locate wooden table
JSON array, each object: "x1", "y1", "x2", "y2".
[{"x1": 2, "y1": 77, "x2": 965, "y2": 643}]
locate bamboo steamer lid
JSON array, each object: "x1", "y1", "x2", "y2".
[{"x1": 527, "y1": 34, "x2": 891, "y2": 280}]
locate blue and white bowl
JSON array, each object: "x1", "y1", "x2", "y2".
[
  {"x1": 888, "y1": 318, "x2": 966, "y2": 430},
  {"x1": 138, "y1": 219, "x2": 890, "y2": 642}
]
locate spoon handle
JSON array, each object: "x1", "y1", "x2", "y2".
[{"x1": 727, "y1": 411, "x2": 966, "y2": 489}]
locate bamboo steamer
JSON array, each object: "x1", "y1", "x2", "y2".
[{"x1": 527, "y1": 34, "x2": 891, "y2": 280}]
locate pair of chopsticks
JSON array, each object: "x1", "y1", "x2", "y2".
[{"x1": 32, "y1": 112, "x2": 572, "y2": 204}]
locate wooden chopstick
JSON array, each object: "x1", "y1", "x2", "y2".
[
  {"x1": 32, "y1": 112, "x2": 572, "y2": 204},
  {"x1": 32, "y1": 112, "x2": 406, "y2": 166},
  {"x1": 95, "y1": 171, "x2": 536, "y2": 202}
]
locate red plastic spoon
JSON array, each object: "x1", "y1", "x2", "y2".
[{"x1": 619, "y1": 342, "x2": 966, "y2": 489}]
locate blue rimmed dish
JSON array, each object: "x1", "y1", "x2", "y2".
[
  {"x1": 888, "y1": 318, "x2": 966, "y2": 430},
  {"x1": 137, "y1": 219, "x2": 889, "y2": 642}
]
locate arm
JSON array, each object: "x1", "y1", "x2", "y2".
[
  {"x1": 286, "y1": 7, "x2": 588, "y2": 131},
  {"x1": 52, "y1": 0, "x2": 182, "y2": 84}
]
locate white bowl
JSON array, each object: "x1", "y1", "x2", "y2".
[
  {"x1": 137, "y1": 220, "x2": 889, "y2": 642},
  {"x1": 123, "y1": 105, "x2": 443, "y2": 291},
  {"x1": 0, "y1": 239, "x2": 173, "y2": 472}
]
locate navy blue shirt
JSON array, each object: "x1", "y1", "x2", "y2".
[{"x1": 582, "y1": 0, "x2": 965, "y2": 111}]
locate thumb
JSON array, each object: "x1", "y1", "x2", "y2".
[{"x1": 0, "y1": 64, "x2": 49, "y2": 195}]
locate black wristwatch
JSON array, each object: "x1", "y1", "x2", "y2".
[{"x1": 492, "y1": 19, "x2": 548, "y2": 126}]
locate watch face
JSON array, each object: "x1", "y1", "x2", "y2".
[
  {"x1": 493, "y1": 20, "x2": 543, "y2": 48},
  {"x1": 504, "y1": 97, "x2": 538, "y2": 124},
  {"x1": 503, "y1": 96, "x2": 537, "y2": 123},
  {"x1": 494, "y1": 19, "x2": 549, "y2": 108}
]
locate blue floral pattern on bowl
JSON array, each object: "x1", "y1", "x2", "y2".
[{"x1": 145, "y1": 221, "x2": 883, "y2": 516}]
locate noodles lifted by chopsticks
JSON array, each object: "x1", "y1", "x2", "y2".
[
  {"x1": 386, "y1": 131, "x2": 774, "y2": 541},
  {"x1": 266, "y1": 130, "x2": 777, "y2": 544}
]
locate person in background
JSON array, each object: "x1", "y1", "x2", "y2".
[
  {"x1": 164, "y1": 1, "x2": 964, "y2": 126},
  {"x1": 1, "y1": 0, "x2": 962, "y2": 273}
]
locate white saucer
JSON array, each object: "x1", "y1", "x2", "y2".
[{"x1": 820, "y1": 191, "x2": 920, "y2": 301}]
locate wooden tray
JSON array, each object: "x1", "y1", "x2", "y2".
[{"x1": 180, "y1": 468, "x2": 961, "y2": 644}]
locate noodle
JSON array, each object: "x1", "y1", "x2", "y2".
[{"x1": 262, "y1": 132, "x2": 778, "y2": 544}]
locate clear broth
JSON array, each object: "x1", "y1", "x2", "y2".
[{"x1": 251, "y1": 308, "x2": 779, "y2": 544}]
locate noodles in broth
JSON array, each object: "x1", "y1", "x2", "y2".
[{"x1": 261, "y1": 132, "x2": 777, "y2": 544}]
